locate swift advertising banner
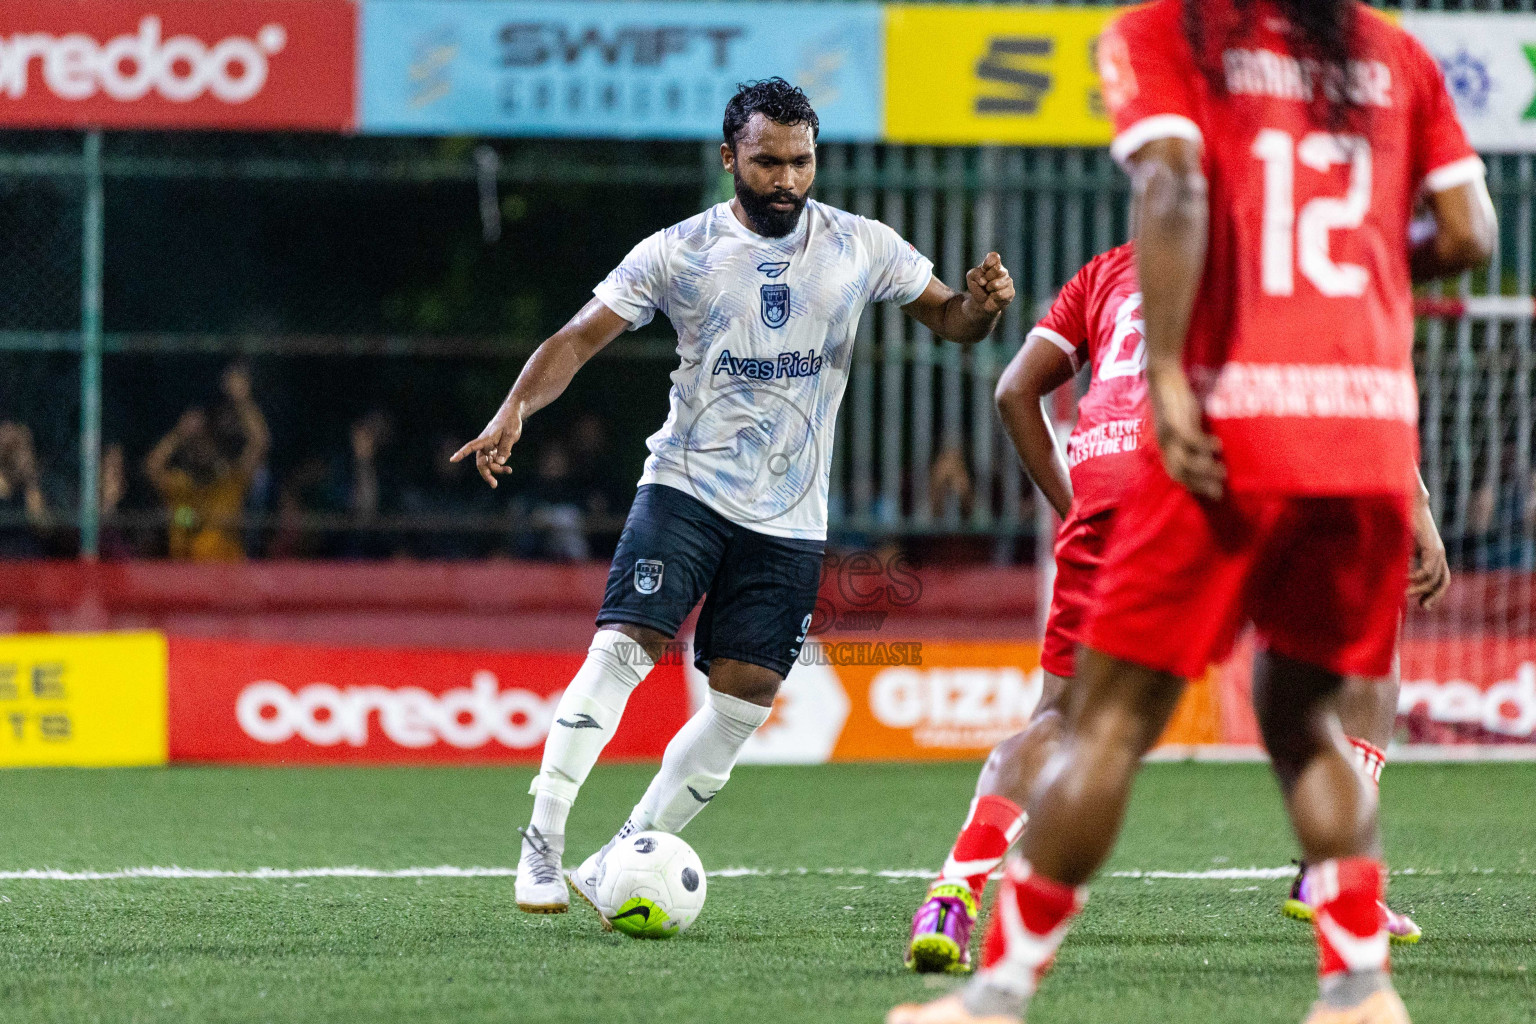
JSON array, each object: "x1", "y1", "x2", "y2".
[
  {"x1": 1402, "y1": 14, "x2": 1536, "y2": 153},
  {"x1": 167, "y1": 637, "x2": 690, "y2": 763},
  {"x1": 883, "y1": 5, "x2": 1114, "y2": 146},
  {"x1": 0, "y1": 1, "x2": 356, "y2": 131},
  {"x1": 357, "y1": 0, "x2": 883, "y2": 140},
  {"x1": 0, "y1": 632, "x2": 167, "y2": 767}
]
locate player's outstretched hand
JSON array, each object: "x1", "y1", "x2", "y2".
[
  {"x1": 1147, "y1": 363, "x2": 1224, "y2": 501},
  {"x1": 1408, "y1": 497, "x2": 1450, "y2": 609},
  {"x1": 966, "y1": 252, "x2": 1015, "y2": 314},
  {"x1": 451, "y1": 403, "x2": 524, "y2": 489}
]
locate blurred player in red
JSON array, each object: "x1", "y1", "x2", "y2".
[
  {"x1": 890, "y1": 1, "x2": 1494, "y2": 1022},
  {"x1": 903, "y1": 243, "x2": 1149, "y2": 973},
  {"x1": 903, "y1": 238, "x2": 1450, "y2": 974}
]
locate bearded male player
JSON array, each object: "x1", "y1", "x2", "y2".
[
  {"x1": 890, "y1": 0, "x2": 1494, "y2": 1021},
  {"x1": 453, "y1": 78, "x2": 1016, "y2": 923},
  {"x1": 903, "y1": 239, "x2": 1452, "y2": 974}
]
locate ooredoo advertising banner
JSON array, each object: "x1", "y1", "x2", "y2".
[
  {"x1": 357, "y1": 0, "x2": 883, "y2": 140},
  {"x1": 1398, "y1": 637, "x2": 1536, "y2": 746},
  {"x1": 0, "y1": 631, "x2": 167, "y2": 767},
  {"x1": 167, "y1": 637, "x2": 690, "y2": 763},
  {"x1": 0, "y1": 1, "x2": 356, "y2": 130}
]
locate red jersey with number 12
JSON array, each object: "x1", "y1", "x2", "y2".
[
  {"x1": 1031, "y1": 243, "x2": 1149, "y2": 520},
  {"x1": 1098, "y1": 0, "x2": 1481, "y2": 495}
]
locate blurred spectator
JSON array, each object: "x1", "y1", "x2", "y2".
[
  {"x1": 97, "y1": 442, "x2": 141, "y2": 560},
  {"x1": 1469, "y1": 462, "x2": 1536, "y2": 570},
  {"x1": 145, "y1": 364, "x2": 269, "y2": 561},
  {"x1": 569, "y1": 411, "x2": 621, "y2": 510},
  {"x1": 331, "y1": 411, "x2": 395, "y2": 559},
  {"x1": 929, "y1": 446, "x2": 975, "y2": 520},
  {"x1": 265, "y1": 411, "x2": 396, "y2": 560},
  {"x1": 397, "y1": 433, "x2": 489, "y2": 559},
  {"x1": 268, "y1": 455, "x2": 332, "y2": 559},
  {"x1": 347, "y1": 411, "x2": 391, "y2": 524},
  {"x1": 518, "y1": 440, "x2": 589, "y2": 561},
  {"x1": 0, "y1": 422, "x2": 51, "y2": 558}
]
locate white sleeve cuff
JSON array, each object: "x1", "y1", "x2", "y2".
[
  {"x1": 1028, "y1": 326, "x2": 1081, "y2": 372},
  {"x1": 1423, "y1": 155, "x2": 1486, "y2": 194},
  {"x1": 591, "y1": 286, "x2": 654, "y2": 332},
  {"x1": 1110, "y1": 114, "x2": 1203, "y2": 168},
  {"x1": 894, "y1": 261, "x2": 937, "y2": 307}
]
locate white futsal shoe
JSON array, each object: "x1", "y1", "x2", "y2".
[
  {"x1": 515, "y1": 825, "x2": 569, "y2": 914},
  {"x1": 566, "y1": 837, "x2": 620, "y2": 931}
]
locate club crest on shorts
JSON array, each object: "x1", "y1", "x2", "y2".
[
  {"x1": 634, "y1": 559, "x2": 665, "y2": 595},
  {"x1": 760, "y1": 283, "x2": 790, "y2": 328}
]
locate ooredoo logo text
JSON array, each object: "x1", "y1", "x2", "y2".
[
  {"x1": 236, "y1": 673, "x2": 560, "y2": 750},
  {"x1": 0, "y1": 16, "x2": 287, "y2": 104}
]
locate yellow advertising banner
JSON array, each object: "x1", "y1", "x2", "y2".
[
  {"x1": 885, "y1": 5, "x2": 1117, "y2": 146},
  {"x1": 0, "y1": 632, "x2": 167, "y2": 767}
]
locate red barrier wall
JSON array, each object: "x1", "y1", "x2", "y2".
[
  {"x1": 0, "y1": 560, "x2": 1049, "y2": 647},
  {"x1": 1, "y1": 561, "x2": 1532, "y2": 647}
]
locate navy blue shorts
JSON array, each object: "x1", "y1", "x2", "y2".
[{"x1": 597, "y1": 484, "x2": 824, "y2": 678}]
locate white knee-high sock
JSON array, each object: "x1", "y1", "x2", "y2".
[
  {"x1": 627, "y1": 688, "x2": 772, "y2": 834},
  {"x1": 529, "y1": 629, "x2": 655, "y2": 839}
]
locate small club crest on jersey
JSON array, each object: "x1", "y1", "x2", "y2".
[
  {"x1": 634, "y1": 559, "x2": 664, "y2": 595},
  {"x1": 760, "y1": 283, "x2": 790, "y2": 328}
]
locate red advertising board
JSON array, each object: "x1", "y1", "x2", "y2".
[
  {"x1": 167, "y1": 637, "x2": 690, "y2": 763},
  {"x1": 0, "y1": 1, "x2": 355, "y2": 131},
  {"x1": 1398, "y1": 637, "x2": 1536, "y2": 746}
]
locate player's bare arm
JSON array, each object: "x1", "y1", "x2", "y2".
[
  {"x1": 901, "y1": 251, "x2": 1014, "y2": 344},
  {"x1": 995, "y1": 336, "x2": 1075, "y2": 519},
  {"x1": 1408, "y1": 470, "x2": 1450, "y2": 609},
  {"x1": 1129, "y1": 136, "x2": 1223, "y2": 501},
  {"x1": 453, "y1": 299, "x2": 632, "y2": 488},
  {"x1": 1411, "y1": 178, "x2": 1496, "y2": 284},
  {"x1": 1404, "y1": 178, "x2": 1492, "y2": 602}
]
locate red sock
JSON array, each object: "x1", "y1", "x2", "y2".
[
  {"x1": 1347, "y1": 737, "x2": 1385, "y2": 788},
  {"x1": 935, "y1": 794, "x2": 1025, "y2": 902},
  {"x1": 977, "y1": 858, "x2": 1085, "y2": 993},
  {"x1": 1311, "y1": 857, "x2": 1389, "y2": 977}
]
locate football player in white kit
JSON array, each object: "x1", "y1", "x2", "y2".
[{"x1": 453, "y1": 78, "x2": 1015, "y2": 922}]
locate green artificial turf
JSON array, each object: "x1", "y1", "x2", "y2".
[{"x1": 0, "y1": 762, "x2": 1530, "y2": 1023}]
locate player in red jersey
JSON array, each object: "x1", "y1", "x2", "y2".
[
  {"x1": 904, "y1": 240, "x2": 1446, "y2": 974},
  {"x1": 889, "y1": 2, "x2": 1494, "y2": 1022},
  {"x1": 904, "y1": 243, "x2": 1148, "y2": 974}
]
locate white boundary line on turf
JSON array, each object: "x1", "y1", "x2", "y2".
[
  {"x1": 0, "y1": 865, "x2": 1508, "y2": 882},
  {"x1": 711, "y1": 866, "x2": 1306, "y2": 880},
  {"x1": 1143, "y1": 744, "x2": 1536, "y2": 762},
  {"x1": 0, "y1": 866, "x2": 518, "y2": 881}
]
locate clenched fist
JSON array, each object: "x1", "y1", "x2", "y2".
[{"x1": 966, "y1": 252, "x2": 1015, "y2": 314}]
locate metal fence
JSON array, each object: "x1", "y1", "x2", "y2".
[{"x1": 0, "y1": 0, "x2": 1533, "y2": 569}]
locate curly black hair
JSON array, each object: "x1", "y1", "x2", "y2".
[
  {"x1": 1184, "y1": 0, "x2": 1360, "y2": 125},
  {"x1": 723, "y1": 77, "x2": 820, "y2": 149}
]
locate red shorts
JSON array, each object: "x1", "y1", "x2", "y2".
[
  {"x1": 1041, "y1": 509, "x2": 1115, "y2": 679},
  {"x1": 1084, "y1": 456, "x2": 1411, "y2": 681}
]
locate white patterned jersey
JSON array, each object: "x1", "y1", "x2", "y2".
[{"x1": 594, "y1": 199, "x2": 934, "y2": 540}]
